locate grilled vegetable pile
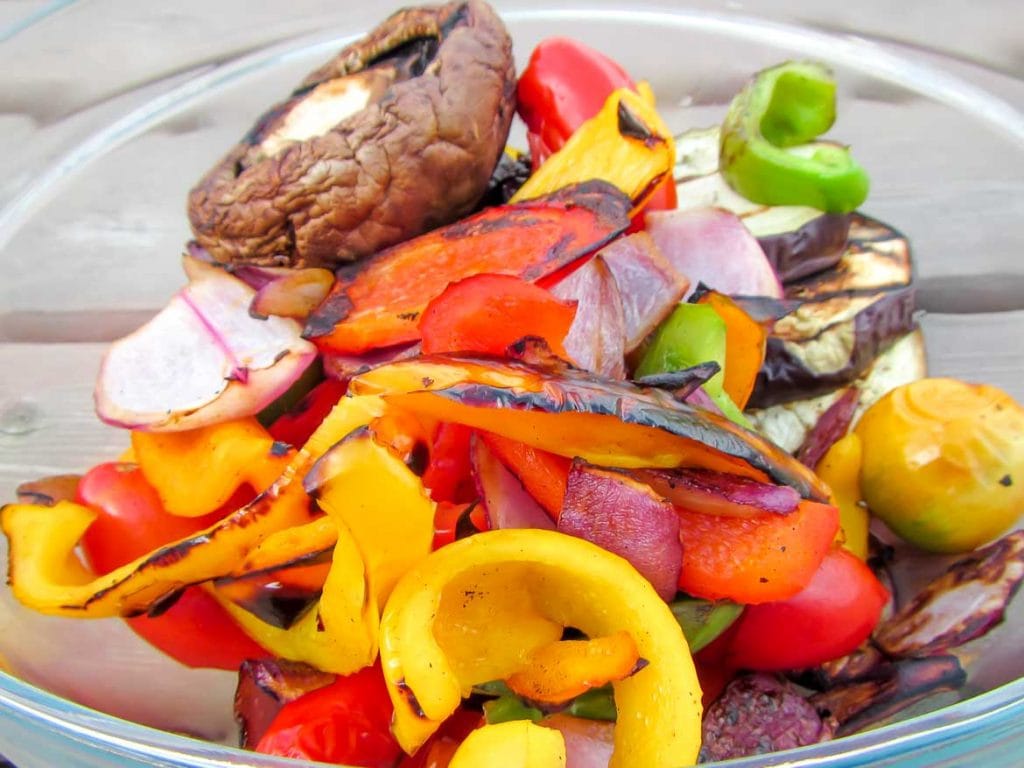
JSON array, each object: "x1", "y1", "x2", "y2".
[{"x1": 3, "y1": 4, "x2": 1023, "y2": 768}]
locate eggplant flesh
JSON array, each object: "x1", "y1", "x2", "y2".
[
  {"x1": 747, "y1": 214, "x2": 917, "y2": 409},
  {"x1": 748, "y1": 329, "x2": 927, "y2": 454},
  {"x1": 673, "y1": 127, "x2": 851, "y2": 283}
]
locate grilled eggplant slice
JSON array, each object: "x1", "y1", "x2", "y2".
[
  {"x1": 747, "y1": 214, "x2": 916, "y2": 409},
  {"x1": 674, "y1": 127, "x2": 851, "y2": 282},
  {"x1": 748, "y1": 329, "x2": 927, "y2": 453}
]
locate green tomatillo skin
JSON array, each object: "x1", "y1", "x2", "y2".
[{"x1": 720, "y1": 61, "x2": 870, "y2": 214}]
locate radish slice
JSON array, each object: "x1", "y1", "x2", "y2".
[
  {"x1": 558, "y1": 461, "x2": 681, "y2": 600},
  {"x1": 645, "y1": 208, "x2": 783, "y2": 300},
  {"x1": 599, "y1": 233, "x2": 689, "y2": 352},
  {"x1": 471, "y1": 436, "x2": 555, "y2": 531},
  {"x1": 552, "y1": 256, "x2": 627, "y2": 379},
  {"x1": 95, "y1": 260, "x2": 317, "y2": 431}
]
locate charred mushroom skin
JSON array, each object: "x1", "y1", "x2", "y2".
[{"x1": 188, "y1": 1, "x2": 516, "y2": 268}]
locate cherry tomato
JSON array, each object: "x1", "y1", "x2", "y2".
[
  {"x1": 256, "y1": 663, "x2": 402, "y2": 767},
  {"x1": 725, "y1": 547, "x2": 889, "y2": 671},
  {"x1": 77, "y1": 462, "x2": 269, "y2": 670}
]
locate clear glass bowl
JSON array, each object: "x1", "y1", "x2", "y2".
[{"x1": 1, "y1": 3, "x2": 1022, "y2": 767}]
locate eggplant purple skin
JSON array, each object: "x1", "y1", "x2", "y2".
[
  {"x1": 749, "y1": 212, "x2": 917, "y2": 408},
  {"x1": 188, "y1": 0, "x2": 516, "y2": 268},
  {"x1": 758, "y1": 212, "x2": 852, "y2": 284},
  {"x1": 749, "y1": 287, "x2": 917, "y2": 408}
]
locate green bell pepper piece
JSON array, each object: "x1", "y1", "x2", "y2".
[
  {"x1": 670, "y1": 596, "x2": 744, "y2": 653},
  {"x1": 483, "y1": 695, "x2": 544, "y2": 725},
  {"x1": 720, "y1": 60, "x2": 869, "y2": 213},
  {"x1": 635, "y1": 303, "x2": 751, "y2": 427}
]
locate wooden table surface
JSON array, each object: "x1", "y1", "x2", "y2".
[{"x1": 0, "y1": 0, "x2": 1022, "y2": 759}]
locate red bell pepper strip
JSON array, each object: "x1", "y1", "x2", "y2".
[
  {"x1": 255, "y1": 662, "x2": 402, "y2": 767},
  {"x1": 422, "y1": 423, "x2": 477, "y2": 505},
  {"x1": 676, "y1": 500, "x2": 840, "y2": 605},
  {"x1": 516, "y1": 36, "x2": 676, "y2": 217},
  {"x1": 77, "y1": 462, "x2": 269, "y2": 670},
  {"x1": 432, "y1": 500, "x2": 491, "y2": 550},
  {"x1": 419, "y1": 274, "x2": 577, "y2": 359},
  {"x1": 269, "y1": 378, "x2": 347, "y2": 447}
]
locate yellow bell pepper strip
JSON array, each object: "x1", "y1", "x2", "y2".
[
  {"x1": 0, "y1": 394, "x2": 385, "y2": 617},
  {"x1": 131, "y1": 417, "x2": 292, "y2": 517},
  {"x1": 511, "y1": 86, "x2": 674, "y2": 213},
  {"x1": 379, "y1": 529, "x2": 702, "y2": 767},
  {"x1": 306, "y1": 428, "x2": 435, "y2": 609},
  {"x1": 816, "y1": 432, "x2": 870, "y2": 560},
  {"x1": 211, "y1": 416, "x2": 435, "y2": 672},
  {"x1": 505, "y1": 630, "x2": 642, "y2": 705},
  {"x1": 448, "y1": 720, "x2": 566, "y2": 768},
  {"x1": 211, "y1": 515, "x2": 378, "y2": 676},
  {"x1": 350, "y1": 354, "x2": 829, "y2": 501},
  {"x1": 720, "y1": 61, "x2": 870, "y2": 214}
]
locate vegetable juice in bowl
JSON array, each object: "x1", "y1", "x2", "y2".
[{"x1": 1, "y1": 2, "x2": 1023, "y2": 767}]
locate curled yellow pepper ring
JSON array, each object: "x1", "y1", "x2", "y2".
[{"x1": 379, "y1": 528, "x2": 702, "y2": 767}]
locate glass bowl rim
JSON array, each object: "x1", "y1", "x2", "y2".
[{"x1": 1, "y1": 4, "x2": 1023, "y2": 766}]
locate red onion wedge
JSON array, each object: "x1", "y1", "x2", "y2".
[
  {"x1": 598, "y1": 233, "x2": 690, "y2": 352},
  {"x1": 235, "y1": 658, "x2": 335, "y2": 748},
  {"x1": 645, "y1": 208, "x2": 783, "y2": 300},
  {"x1": 541, "y1": 713, "x2": 615, "y2": 768},
  {"x1": 471, "y1": 435, "x2": 555, "y2": 531},
  {"x1": 323, "y1": 341, "x2": 423, "y2": 381},
  {"x1": 874, "y1": 530, "x2": 1024, "y2": 658},
  {"x1": 636, "y1": 467, "x2": 800, "y2": 518},
  {"x1": 95, "y1": 257, "x2": 317, "y2": 431},
  {"x1": 246, "y1": 267, "x2": 335, "y2": 321},
  {"x1": 559, "y1": 461, "x2": 681, "y2": 600},
  {"x1": 796, "y1": 387, "x2": 861, "y2": 469},
  {"x1": 552, "y1": 255, "x2": 627, "y2": 379}
]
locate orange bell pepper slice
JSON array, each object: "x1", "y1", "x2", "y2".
[
  {"x1": 506, "y1": 630, "x2": 642, "y2": 704},
  {"x1": 696, "y1": 290, "x2": 767, "y2": 410}
]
